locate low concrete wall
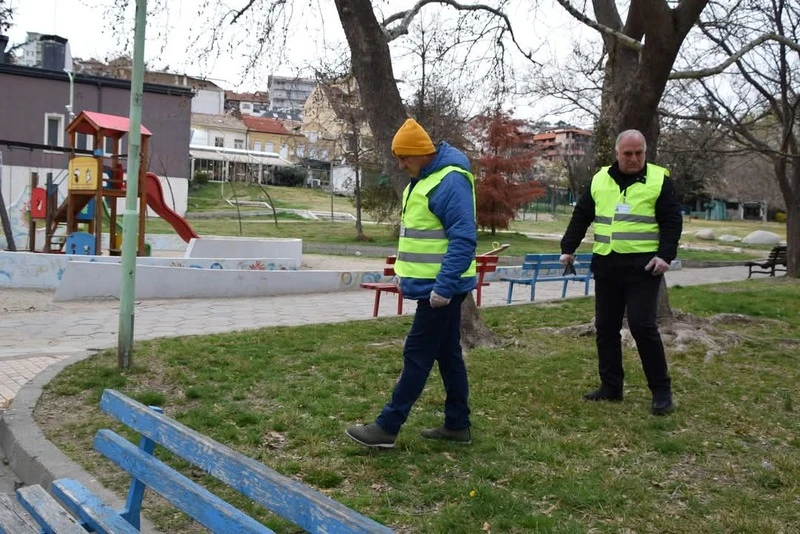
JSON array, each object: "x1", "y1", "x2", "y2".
[
  {"x1": 0, "y1": 251, "x2": 298, "y2": 289},
  {"x1": 54, "y1": 262, "x2": 381, "y2": 301},
  {"x1": 186, "y1": 237, "x2": 302, "y2": 262}
]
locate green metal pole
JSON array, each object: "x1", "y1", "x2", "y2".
[{"x1": 118, "y1": 0, "x2": 147, "y2": 369}]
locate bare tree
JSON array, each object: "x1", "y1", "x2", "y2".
[{"x1": 668, "y1": 0, "x2": 800, "y2": 275}]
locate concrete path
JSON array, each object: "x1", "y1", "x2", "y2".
[{"x1": 0, "y1": 265, "x2": 752, "y2": 504}]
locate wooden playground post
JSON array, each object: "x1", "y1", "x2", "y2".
[{"x1": 29, "y1": 172, "x2": 38, "y2": 252}]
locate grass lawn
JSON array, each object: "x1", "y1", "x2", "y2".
[{"x1": 36, "y1": 278, "x2": 800, "y2": 533}]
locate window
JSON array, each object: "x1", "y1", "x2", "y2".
[
  {"x1": 104, "y1": 136, "x2": 120, "y2": 155},
  {"x1": 75, "y1": 133, "x2": 93, "y2": 151},
  {"x1": 44, "y1": 113, "x2": 64, "y2": 148},
  {"x1": 214, "y1": 136, "x2": 224, "y2": 147},
  {"x1": 254, "y1": 141, "x2": 262, "y2": 152},
  {"x1": 234, "y1": 139, "x2": 244, "y2": 149},
  {"x1": 280, "y1": 144, "x2": 288, "y2": 158},
  {"x1": 297, "y1": 144, "x2": 305, "y2": 157},
  {"x1": 308, "y1": 131, "x2": 318, "y2": 143},
  {"x1": 265, "y1": 142, "x2": 274, "y2": 153}
]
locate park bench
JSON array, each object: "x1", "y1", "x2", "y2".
[
  {"x1": 746, "y1": 244, "x2": 787, "y2": 278},
  {"x1": 360, "y1": 255, "x2": 403, "y2": 317},
  {"x1": 474, "y1": 254, "x2": 500, "y2": 307},
  {"x1": 3, "y1": 389, "x2": 392, "y2": 534},
  {"x1": 500, "y1": 253, "x2": 593, "y2": 304},
  {"x1": 361, "y1": 254, "x2": 501, "y2": 316}
]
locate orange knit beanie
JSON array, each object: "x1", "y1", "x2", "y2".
[{"x1": 391, "y1": 119, "x2": 435, "y2": 156}]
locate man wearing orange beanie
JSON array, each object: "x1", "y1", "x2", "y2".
[{"x1": 346, "y1": 118, "x2": 478, "y2": 448}]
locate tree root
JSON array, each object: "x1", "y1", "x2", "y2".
[{"x1": 540, "y1": 310, "x2": 795, "y2": 362}]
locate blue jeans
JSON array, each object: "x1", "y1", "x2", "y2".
[{"x1": 376, "y1": 293, "x2": 470, "y2": 435}]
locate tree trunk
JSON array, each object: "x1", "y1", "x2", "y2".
[
  {"x1": 460, "y1": 293, "x2": 497, "y2": 349},
  {"x1": 589, "y1": 1, "x2": 709, "y2": 320},
  {"x1": 335, "y1": 0, "x2": 493, "y2": 344},
  {"x1": 334, "y1": 0, "x2": 407, "y2": 198}
]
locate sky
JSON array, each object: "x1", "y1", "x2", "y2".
[{"x1": 7, "y1": 0, "x2": 594, "y2": 125}]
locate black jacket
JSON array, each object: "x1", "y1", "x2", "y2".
[{"x1": 560, "y1": 162, "x2": 683, "y2": 271}]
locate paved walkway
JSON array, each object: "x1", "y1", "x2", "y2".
[{"x1": 0, "y1": 265, "x2": 751, "y2": 497}]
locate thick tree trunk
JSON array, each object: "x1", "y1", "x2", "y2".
[
  {"x1": 334, "y1": 0, "x2": 407, "y2": 198},
  {"x1": 334, "y1": 0, "x2": 493, "y2": 344}
]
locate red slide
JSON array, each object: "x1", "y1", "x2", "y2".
[{"x1": 145, "y1": 172, "x2": 199, "y2": 243}]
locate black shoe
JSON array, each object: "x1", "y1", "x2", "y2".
[
  {"x1": 420, "y1": 426, "x2": 472, "y2": 444},
  {"x1": 583, "y1": 385, "x2": 623, "y2": 402},
  {"x1": 652, "y1": 393, "x2": 674, "y2": 416},
  {"x1": 345, "y1": 423, "x2": 397, "y2": 448}
]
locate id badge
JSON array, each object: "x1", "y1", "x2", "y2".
[{"x1": 615, "y1": 203, "x2": 631, "y2": 214}]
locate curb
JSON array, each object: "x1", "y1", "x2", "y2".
[{"x1": 0, "y1": 350, "x2": 159, "y2": 532}]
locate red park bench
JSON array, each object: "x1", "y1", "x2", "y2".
[{"x1": 361, "y1": 254, "x2": 500, "y2": 317}]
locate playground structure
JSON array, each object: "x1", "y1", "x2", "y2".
[{"x1": 27, "y1": 111, "x2": 197, "y2": 256}]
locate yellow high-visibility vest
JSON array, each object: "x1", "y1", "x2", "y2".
[
  {"x1": 395, "y1": 165, "x2": 476, "y2": 279},
  {"x1": 591, "y1": 163, "x2": 666, "y2": 255}
]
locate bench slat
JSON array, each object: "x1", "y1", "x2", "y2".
[
  {"x1": 100, "y1": 390, "x2": 392, "y2": 534},
  {"x1": 94, "y1": 430, "x2": 274, "y2": 534},
  {"x1": 51, "y1": 479, "x2": 140, "y2": 534},
  {"x1": 0, "y1": 494, "x2": 39, "y2": 534},
  {"x1": 16, "y1": 484, "x2": 85, "y2": 534}
]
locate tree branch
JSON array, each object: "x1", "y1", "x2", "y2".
[
  {"x1": 231, "y1": 0, "x2": 258, "y2": 24},
  {"x1": 670, "y1": 32, "x2": 800, "y2": 79},
  {"x1": 555, "y1": 0, "x2": 642, "y2": 51},
  {"x1": 380, "y1": 0, "x2": 539, "y2": 65}
]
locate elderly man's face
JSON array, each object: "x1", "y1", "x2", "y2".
[
  {"x1": 616, "y1": 136, "x2": 646, "y2": 174},
  {"x1": 396, "y1": 155, "x2": 426, "y2": 177}
]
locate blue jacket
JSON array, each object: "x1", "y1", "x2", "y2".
[{"x1": 400, "y1": 142, "x2": 478, "y2": 300}]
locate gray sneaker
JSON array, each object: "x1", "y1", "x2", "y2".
[
  {"x1": 420, "y1": 426, "x2": 472, "y2": 444},
  {"x1": 345, "y1": 423, "x2": 397, "y2": 449}
]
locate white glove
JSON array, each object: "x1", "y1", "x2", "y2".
[
  {"x1": 429, "y1": 290, "x2": 451, "y2": 308},
  {"x1": 644, "y1": 256, "x2": 670, "y2": 276}
]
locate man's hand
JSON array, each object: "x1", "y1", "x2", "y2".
[
  {"x1": 392, "y1": 275, "x2": 401, "y2": 289},
  {"x1": 430, "y1": 291, "x2": 451, "y2": 308},
  {"x1": 559, "y1": 253, "x2": 575, "y2": 266},
  {"x1": 644, "y1": 256, "x2": 670, "y2": 276}
]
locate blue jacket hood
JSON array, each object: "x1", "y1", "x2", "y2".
[{"x1": 419, "y1": 142, "x2": 472, "y2": 178}]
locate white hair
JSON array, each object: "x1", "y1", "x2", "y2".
[{"x1": 615, "y1": 129, "x2": 647, "y2": 151}]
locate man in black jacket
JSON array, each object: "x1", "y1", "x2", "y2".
[{"x1": 560, "y1": 129, "x2": 682, "y2": 415}]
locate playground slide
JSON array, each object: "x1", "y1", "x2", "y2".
[
  {"x1": 101, "y1": 199, "x2": 125, "y2": 233},
  {"x1": 145, "y1": 172, "x2": 199, "y2": 243}
]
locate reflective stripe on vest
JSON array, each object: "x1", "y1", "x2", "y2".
[
  {"x1": 395, "y1": 165, "x2": 477, "y2": 279},
  {"x1": 591, "y1": 163, "x2": 666, "y2": 255}
]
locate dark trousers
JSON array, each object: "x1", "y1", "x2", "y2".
[
  {"x1": 376, "y1": 293, "x2": 470, "y2": 435},
  {"x1": 594, "y1": 269, "x2": 671, "y2": 394}
]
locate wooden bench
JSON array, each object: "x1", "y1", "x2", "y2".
[
  {"x1": 10, "y1": 389, "x2": 392, "y2": 534},
  {"x1": 360, "y1": 255, "x2": 403, "y2": 317},
  {"x1": 746, "y1": 244, "x2": 787, "y2": 278},
  {"x1": 474, "y1": 254, "x2": 500, "y2": 307},
  {"x1": 500, "y1": 253, "x2": 593, "y2": 303}
]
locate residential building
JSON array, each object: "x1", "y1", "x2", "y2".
[
  {"x1": 73, "y1": 57, "x2": 225, "y2": 115},
  {"x1": 190, "y1": 113, "x2": 247, "y2": 149},
  {"x1": 301, "y1": 76, "x2": 373, "y2": 166},
  {"x1": 531, "y1": 128, "x2": 593, "y2": 163},
  {"x1": 224, "y1": 91, "x2": 270, "y2": 116},
  {"x1": 267, "y1": 75, "x2": 315, "y2": 114},
  {"x1": 17, "y1": 33, "x2": 70, "y2": 70},
  {"x1": 189, "y1": 113, "x2": 292, "y2": 183},
  {"x1": 241, "y1": 115, "x2": 305, "y2": 162}
]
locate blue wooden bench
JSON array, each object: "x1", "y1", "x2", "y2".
[
  {"x1": 500, "y1": 253, "x2": 593, "y2": 303},
  {"x1": 5, "y1": 389, "x2": 393, "y2": 534}
]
